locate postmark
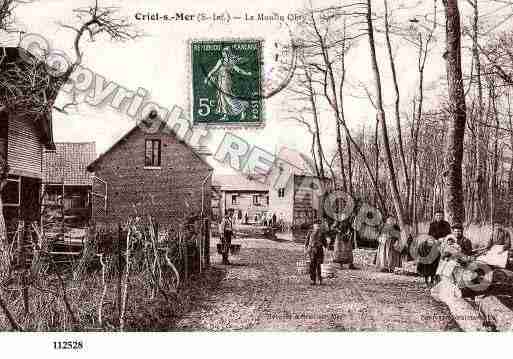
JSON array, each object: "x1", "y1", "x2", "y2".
[
  {"x1": 261, "y1": 19, "x2": 298, "y2": 98},
  {"x1": 191, "y1": 39, "x2": 263, "y2": 125}
]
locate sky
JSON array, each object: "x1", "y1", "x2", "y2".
[{"x1": 2, "y1": 0, "x2": 513, "y2": 175}]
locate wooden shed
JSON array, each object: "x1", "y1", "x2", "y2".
[
  {"x1": 41, "y1": 142, "x2": 96, "y2": 232},
  {"x1": 1, "y1": 47, "x2": 60, "y2": 233}
]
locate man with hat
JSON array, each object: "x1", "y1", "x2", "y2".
[{"x1": 219, "y1": 210, "x2": 235, "y2": 265}]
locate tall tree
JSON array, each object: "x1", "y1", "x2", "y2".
[
  {"x1": 366, "y1": 0, "x2": 407, "y2": 242},
  {"x1": 441, "y1": 0, "x2": 467, "y2": 225}
]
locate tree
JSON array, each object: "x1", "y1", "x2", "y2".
[
  {"x1": 366, "y1": 0, "x2": 407, "y2": 243},
  {"x1": 441, "y1": 0, "x2": 467, "y2": 225}
]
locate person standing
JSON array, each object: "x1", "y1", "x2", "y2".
[
  {"x1": 304, "y1": 220, "x2": 327, "y2": 285},
  {"x1": 428, "y1": 210, "x2": 452, "y2": 239},
  {"x1": 330, "y1": 217, "x2": 356, "y2": 270},
  {"x1": 375, "y1": 218, "x2": 402, "y2": 272},
  {"x1": 417, "y1": 210, "x2": 451, "y2": 287},
  {"x1": 219, "y1": 211, "x2": 234, "y2": 265}
]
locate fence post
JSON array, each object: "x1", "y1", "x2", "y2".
[
  {"x1": 204, "y1": 218, "x2": 210, "y2": 268},
  {"x1": 182, "y1": 225, "x2": 188, "y2": 285},
  {"x1": 117, "y1": 223, "x2": 122, "y2": 327}
]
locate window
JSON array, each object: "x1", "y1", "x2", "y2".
[
  {"x1": 2, "y1": 177, "x2": 21, "y2": 206},
  {"x1": 278, "y1": 188, "x2": 285, "y2": 198},
  {"x1": 253, "y1": 195, "x2": 260, "y2": 206},
  {"x1": 266, "y1": 195, "x2": 269, "y2": 205},
  {"x1": 231, "y1": 194, "x2": 238, "y2": 205},
  {"x1": 145, "y1": 139, "x2": 161, "y2": 167}
]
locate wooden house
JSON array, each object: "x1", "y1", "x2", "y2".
[
  {"x1": 86, "y1": 115, "x2": 213, "y2": 227},
  {"x1": 1, "y1": 47, "x2": 60, "y2": 233}
]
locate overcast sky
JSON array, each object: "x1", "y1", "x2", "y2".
[{"x1": 2, "y1": 0, "x2": 512, "y2": 175}]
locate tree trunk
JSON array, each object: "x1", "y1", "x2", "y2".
[
  {"x1": 489, "y1": 82, "x2": 499, "y2": 224},
  {"x1": 346, "y1": 134, "x2": 354, "y2": 196},
  {"x1": 470, "y1": 0, "x2": 487, "y2": 224},
  {"x1": 366, "y1": 0, "x2": 407, "y2": 242},
  {"x1": 304, "y1": 64, "x2": 326, "y2": 179},
  {"x1": 442, "y1": 0, "x2": 467, "y2": 226},
  {"x1": 384, "y1": 0, "x2": 410, "y2": 216}
]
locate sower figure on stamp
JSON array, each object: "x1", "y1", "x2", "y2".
[
  {"x1": 219, "y1": 210, "x2": 234, "y2": 265},
  {"x1": 304, "y1": 219, "x2": 328, "y2": 286},
  {"x1": 204, "y1": 46, "x2": 252, "y2": 121}
]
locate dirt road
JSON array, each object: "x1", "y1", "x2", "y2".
[{"x1": 174, "y1": 237, "x2": 459, "y2": 331}]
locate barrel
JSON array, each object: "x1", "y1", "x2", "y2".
[{"x1": 321, "y1": 263, "x2": 337, "y2": 278}]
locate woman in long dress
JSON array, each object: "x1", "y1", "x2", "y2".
[
  {"x1": 375, "y1": 218, "x2": 402, "y2": 272},
  {"x1": 204, "y1": 47, "x2": 253, "y2": 121},
  {"x1": 330, "y1": 218, "x2": 356, "y2": 269}
]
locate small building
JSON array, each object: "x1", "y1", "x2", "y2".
[
  {"x1": 1, "y1": 47, "x2": 61, "y2": 233},
  {"x1": 86, "y1": 115, "x2": 213, "y2": 227},
  {"x1": 42, "y1": 142, "x2": 96, "y2": 227},
  {"x1": 267, "y1": 147, "x2": 331, "y2": 228},
  {"x1": 213, "y1": 174, "x2": 269, "y2": 223}
]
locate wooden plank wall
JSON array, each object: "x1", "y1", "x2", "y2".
[{"x1": 7, "y1": 116, "x2": 43, "y2": 179}]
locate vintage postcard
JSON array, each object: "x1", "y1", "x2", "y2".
[{"x1": 1, "y1": 0, "x2": 513, "y2": 356}]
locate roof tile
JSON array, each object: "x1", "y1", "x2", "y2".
[{"x1": 43, "y1": 142, "x2": 96, "y2": 185}]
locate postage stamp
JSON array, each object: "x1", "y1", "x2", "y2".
[{"x1": 190, "y1": 39, "x2": 263, "y2": 125}]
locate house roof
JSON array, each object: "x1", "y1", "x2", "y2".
[
  {"x1": 86, "y1": 116, "x2": 213, "y2": 172},
  {"x1": 1, "y1": 47, "x2": 65, "y2": 150},
  {"x1": 273, "y1": 146, "x2": 316, "y2": 176},
  {"x1": 213, "y1": 174, "x2": 269, "y2": 192},
  {"x1": 43, "y1": 142, "x2": 96, "y2": 186}
]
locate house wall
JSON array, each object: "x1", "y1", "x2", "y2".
[
  {"x1": 7, "y1": 115, "x2": 43, "y2": 179},
  {"x1": 292, "y1": 176, "x2": 325, "y2": 226},
  {"x1": 222, "y1": 191, "x2": 269, "y2": 220},
  {"x1": 267, "y1": 167, "x2": 295, "y2": 227},
  {"x1": 267, "y1": 167, "x2": 330, "y2": 228},
  {"x1": 91, "y1": 127, "x2": 212, "y2": 227}
]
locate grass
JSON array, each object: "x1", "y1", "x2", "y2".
[
  {"x1": 0, "y1": 262, "x2": 225, "y2": 331},
  {"x1": 0, "y1": 218, "x2": 210, "y2": 332}
]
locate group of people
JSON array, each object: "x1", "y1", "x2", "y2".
[
  {"x1": 416, "y1": 212, "x2": 473, "y2": 287},
  {"x1": 220, "y1": 206, "x2": 512, "y2": 291},
  {"x1": 378, "y1": 209, "x2": 512, "y2": 288},
  {"x1": 228, "y1": 209, "x2": 279, "y2": 227},
  {"x1": 303, "y1": 209, "x2": 512, "y2": 289}
]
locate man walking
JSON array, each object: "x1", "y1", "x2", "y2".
[
  {"x1": 304, "y1": 220, "x2": 328, "y2": 285},
  {"x1": 219, "y1": 210, "x2": 234, "y2": 265},
  {"x1": 417, "y1": 210, "x2": 452, "y2": 287}
]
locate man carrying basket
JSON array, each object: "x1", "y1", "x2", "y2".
[{"x1": 304, "y1": 219, "x2": 328, "y2": 286}]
